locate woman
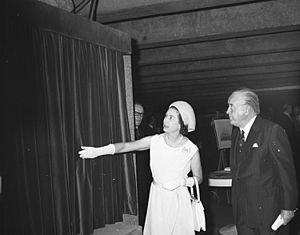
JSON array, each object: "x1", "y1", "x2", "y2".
[{"x1": 78, "y1": 101, "x2": 203, "y2": 235}]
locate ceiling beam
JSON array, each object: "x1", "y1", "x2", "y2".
[
  {"x1": 138, "y1": 71, "x2": 300, "y2": 90},
  {"x1": 139, "y1": 84, "x2": 300, "y2": 102},
  {"x1": 138, "y1": 62, "x2": 300, "y2": 84},
  {"x1": 106, "y1": 0, "x2": 300, "y2": 46},
  {"x1": 138, "y1": 79, "x2": 300, "y2": 96},
  {"x1": 97, "y1": 0, "x2": 267, "y2": 23},
  {"x1": 137, "y1": 30, "x2": 300, "y2": 65},
  {"x1": 139, "y1": 50, "x2": 300, "y2": 76}
]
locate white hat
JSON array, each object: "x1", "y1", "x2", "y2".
[{"x1": 169, "y1": 101, "x2": 196, "y2": 132}]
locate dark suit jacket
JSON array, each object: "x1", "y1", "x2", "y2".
[
  {"x1": 230, "y1": 116, "x2": 298, "y2": 228},
  {"x1": 275, "y1": 113, "x2": 297, "y2": 153}
]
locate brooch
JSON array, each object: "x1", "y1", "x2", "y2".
[{"x1": 182, "y1": 146, "x2": 190, "y2": 154}]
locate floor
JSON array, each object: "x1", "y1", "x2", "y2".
[
  {"x1": 90, "y1": 187, "x2": 233, "y2": 235},
  {"x1": 92, "y1": 185, "x2": 300, "y2": 235},
  {"x1": 198, "y1": 187, "x2": 234, "y2": 235},
  {"x1": 199, "y1": 187, "x2": 300, "y2": 235}
]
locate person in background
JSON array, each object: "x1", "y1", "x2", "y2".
[
  {"x1": 134, "y1": 102, "x2": 145, "y2": 139},
  {"x1": 145, "y1": 114, "x2": 161, "y2": 134},
  {"x1": 294, "y1": 105, "x2": 300, "y2": 133},
  {"x1": 79, "y1": 101, "x2": 203, "y2": 235},
  {"x1": 293, "y1": 105, "x2": 300, "y2": 161},
  {"x1": 134, "y1": 102, "x2": 158, "y2": 227},
  {"x1": 290, "y1": 104, "x2": 300, "y2": 234},
  {"x1": 226, "y1": 88, "x2": 298, "y2": 235},
  {"x1": 275, "y1": 103, "x2": 297, "y2": 154}
]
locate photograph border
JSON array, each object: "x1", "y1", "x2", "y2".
[{"x1": 213, "y1": 119, "x2": 232, "y2": 149}]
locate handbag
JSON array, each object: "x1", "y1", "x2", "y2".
[{"x1": 190, "y1": 177, "x2": 206, "y2": 232}]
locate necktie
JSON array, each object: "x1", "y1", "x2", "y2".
[{"x1": 239, "y1": 130, "x2": 245, "y2": 150}]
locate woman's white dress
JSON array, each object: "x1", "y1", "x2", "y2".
[{"x1": 143, "y1": 134, "x2": 198, "y2": 235}]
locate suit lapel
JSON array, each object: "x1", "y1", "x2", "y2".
[
  {"x1": 231, "y1": 127, "x2": 240, "y2": 167},
  {"x1": 231, "y1": 117, "x2": 262, "y2": 168},
  {"x1": 240, "y1": 116, "x2": 262, "y2": 160}
]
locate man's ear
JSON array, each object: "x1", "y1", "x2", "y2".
[{"x1": 243, "y1": 105, "x2": 250, "y2": 115}]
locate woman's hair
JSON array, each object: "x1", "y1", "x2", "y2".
[{"x1": 171, "y1": 106, "x2": 189, "y2": 136}]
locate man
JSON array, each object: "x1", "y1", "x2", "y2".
[
  {"x1": 134, "y1": 102, "x2": 157, "y2": 227},
  {"x1": 294, "y1": 105, "x2": 300, "y2": 133},
  {"x1": 134, "y1": 102, "x2": 145, "y2": 139},
  {"x1": 226, "y1": 88, "x2": 298, "y2": 235},
  {"x1": 276, "y1": 104, "x2": 297, "y2": 154}
]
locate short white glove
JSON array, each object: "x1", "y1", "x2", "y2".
[
  {"x1": 185, "y1": 177, "x2": 195, "y2": 187},
  {"x1": 78, "y1": 144, "x2": 115, "y2": 159}
]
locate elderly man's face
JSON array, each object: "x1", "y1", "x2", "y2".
[
  {"x1": 226, "y1": 92, "x2": 249, "y2": 128},
  {"x1": 134, "y1": 104, "x2": 144, "y2": 127}
]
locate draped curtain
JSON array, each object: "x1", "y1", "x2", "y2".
[{"x1": 4, "y1": 6, "x2": 136, "y2": 235}]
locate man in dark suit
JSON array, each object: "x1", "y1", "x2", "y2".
[
  {"x1": 226, "y1": 88, "x2": 298, "y2": 235},
  {"x1": 275, "y1": 104, "x2": 297, "y2": 154}
]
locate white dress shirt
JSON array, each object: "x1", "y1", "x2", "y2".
[{"x1": 240, "y1": 115, "x2": 257, "y2": 141}]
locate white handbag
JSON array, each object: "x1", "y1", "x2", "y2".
[{"x1": 190, "y1": 177, "x2": 206, "y2": 232}]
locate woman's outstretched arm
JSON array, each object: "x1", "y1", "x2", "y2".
[{"x1": 78, "y1": 135, "x2": 153, "y2": 159}]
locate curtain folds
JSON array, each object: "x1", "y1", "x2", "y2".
[{"x1": 5, "y1": 13, "x2": 136, "y2": 235}]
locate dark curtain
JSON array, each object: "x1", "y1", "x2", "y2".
[{"x1": 3, "y1": 5, "x2": 136, "y2": 235}]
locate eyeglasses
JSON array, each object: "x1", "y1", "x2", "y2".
[{"x1": 135, "y1": 111, "x2": 144, "y2": 117}]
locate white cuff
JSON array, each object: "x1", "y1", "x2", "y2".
[{"x1": 99, "y1": 144, "x2": 115, "y2": 155}]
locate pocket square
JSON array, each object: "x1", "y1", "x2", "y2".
[{"x1": 252, "y1": 143, "x2": 259, "y2": 148}]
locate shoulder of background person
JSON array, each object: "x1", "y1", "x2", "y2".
[{"x1": 141, "y1": 125, "x2": 160, "y2": 137}]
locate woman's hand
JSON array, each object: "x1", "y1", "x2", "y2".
[
  {"x1": 78, "y1": 144, "x2": 115, "y2": 159},
  {"x1": 185, "y1": 177, "x2": 195, "y2": 187},
  {"x1": 78, "y1": 146, "x2": 99, "y2": 159},
  {"x1": 175, "y1": 177, "x2": 197, "y2": 188}
]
